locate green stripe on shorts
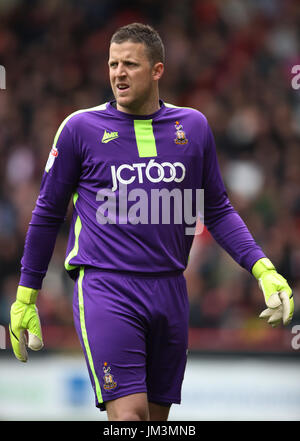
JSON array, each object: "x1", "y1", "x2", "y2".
[{"x1": 78, "y1": 267, "x2": 103, "y2": 405}]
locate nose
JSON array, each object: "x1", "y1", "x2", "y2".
[{"x1": 115, "y1": 62, "x2": 126, "y2": 78}]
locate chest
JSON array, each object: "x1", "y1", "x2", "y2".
[{"x1": 79, "y1": 116, "x2": 204, "y2": 192}]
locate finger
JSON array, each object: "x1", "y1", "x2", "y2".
[
  {"x1": 23, "y1": 331, "x2": 28, "y2": 346},
  {"x1": 280, "y1": 291, "x2": 291, "y2": 325},
  {"x1": 266, "y1": 292, "x2": 282, "y2": 309},
  {"x1": 270, "y1": 320, "x2": 281, "y2": 328},
  {"x1": 267, "y1": 308, "x2": 283, "y2": 324},
  {"x1": 19, "y1": 330, "x2": 29, "y2": 361},
  {"x1": 27, "y1": 308, "x2": 43, "y2": 349},
  {"x1": 9, "y1": 324, "x2": 28, "y2": 362},
  {"x1": 28, "y1": 332, "x2": 43, "y2": 351},
  {"x1": 259, "y1": 308, "x2": 273, "y2": 319}
]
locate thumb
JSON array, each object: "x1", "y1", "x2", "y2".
[{"x1": 28, "y1": 332, "x2": 43, "y2": 351}]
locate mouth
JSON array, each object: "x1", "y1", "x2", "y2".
[{"x1": 116, "y1": 83, "x2": 130, "y2": 93}]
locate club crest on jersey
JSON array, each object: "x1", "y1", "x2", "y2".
[
  {"x1": 103, "y1": 362, "x2": 117, "y2": 390},
  {"x1": 174, "y1": 121, "x2": 188, "y2": 145}
]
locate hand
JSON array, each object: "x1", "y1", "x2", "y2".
[
  {"x1": 9, "y1": 286, "x2": 43, "y2": 362},
  {"x1": 252, "y1": 258, "x2": 294, "y2": 327}
]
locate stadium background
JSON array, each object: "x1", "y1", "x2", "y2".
[{"x1": 0, "y1": 0, "x2": 299, "y2": 420}]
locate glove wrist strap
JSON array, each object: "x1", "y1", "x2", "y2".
[
  {"x1": 16, "y1": 286, "x2": 38, "y2": 304},
  {"x1": 252, "y1": 258, "x2": 276, "y2": 280}
]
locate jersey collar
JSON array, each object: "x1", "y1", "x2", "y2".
[{"x1": 107, "y1": 99, "x2": 166, "y2": 120}]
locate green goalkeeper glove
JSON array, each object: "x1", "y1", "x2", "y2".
[
  {"x1": 9, "y1": 286, "x2": 43, "y2": 362},
  {"x1": 252, "y1": 258, "x2": 294, "y2": 327}
]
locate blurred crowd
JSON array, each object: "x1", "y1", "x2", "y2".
[{"x1": 0, "y1": 0, "x2": 299, "y2": 350}]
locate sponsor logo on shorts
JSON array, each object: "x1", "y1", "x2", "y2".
[{"x1": 103, "y1": 362, "x2": 117, "y2": 390}]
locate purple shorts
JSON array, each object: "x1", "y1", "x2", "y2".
[{"x1": 73, "y1": 267, "x2": 189, "y2": 411}]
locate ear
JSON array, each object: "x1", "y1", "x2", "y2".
[{"x1": 152, "y1": 62, "x2": 164, "y2": 81}]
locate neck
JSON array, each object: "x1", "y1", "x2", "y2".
[{"x1": 116, "y1": 92, "x2": 160, "y2": 116}]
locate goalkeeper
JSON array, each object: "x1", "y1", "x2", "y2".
[{"x1": 10, "y1": 23, "x2": 293, "y2": 421}]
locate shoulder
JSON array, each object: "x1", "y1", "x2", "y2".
[
  {"x1": 55, "y1": 103, "x2": 108, "y2": 138},
  {"x1": 164, "y1": 102, "x2": 208, "y2": 126},
  {"x1": 63, "y1": 102, "x2": 108, "y2": 127}
]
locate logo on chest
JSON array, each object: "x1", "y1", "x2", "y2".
[
  {"x1": 174, "y1": 121, "x2": 188, "y2": 145},
  {"x1": 110, "y1": 159, "x2": 186, "y2": 191},
  {"x1": 102, "y1": 130, "x2": 119, "y2": 143}
]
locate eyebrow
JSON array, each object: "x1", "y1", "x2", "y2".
[{"x1": 108, "y1": 58, "x2": 139, "y2": 64}]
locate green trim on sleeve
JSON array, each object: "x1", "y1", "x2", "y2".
[
  {"x1": 64, "y1": 192, "x2": 82, "y2": 271},
  {"x1": 46, "y1": 103, "x2": 107, "y2": 173}
]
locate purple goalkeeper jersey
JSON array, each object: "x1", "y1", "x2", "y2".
[{"x1": 19, "y1": 100, "x2": 265, "y2": 289}]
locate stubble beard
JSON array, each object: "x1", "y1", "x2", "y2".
[{"x1": 115, "y1": 85, "x2": 158, "y2": 115}]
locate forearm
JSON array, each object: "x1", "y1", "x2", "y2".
[
  {"x1": 19, "y1": 212, "x2": 64, "y2": 289},
  {"x1": 202, "y1": 122, "x2": 265, "y2": 270},
  {"x1": 19, "y1": 158, "x2": 77, "y2": 289},
  {"x1": 206, "y1": 209, "x2": 266, "y2": 272}
]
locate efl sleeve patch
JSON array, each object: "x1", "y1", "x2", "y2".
[{"x1": 45, "y1": 145, "x2": 59, "y2": 172}]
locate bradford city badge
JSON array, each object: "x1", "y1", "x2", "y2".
[
  {"x1": 103, "y1": 362, "x2": 117, "y2": 390},
  {"x1": 174, "y1": 121, "x2": 188, "y2": 145}
]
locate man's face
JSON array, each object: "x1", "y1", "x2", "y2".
[{"x1": 108, "y1": 41, "x2": 162, "y2": 114}]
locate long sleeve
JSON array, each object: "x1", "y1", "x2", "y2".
[
  {"x1": 19, "y1": 120, "x2": 81, "y2": 289},
  {"x1": 202, "y1": 120, "x2": 265, "y2": 272}
]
